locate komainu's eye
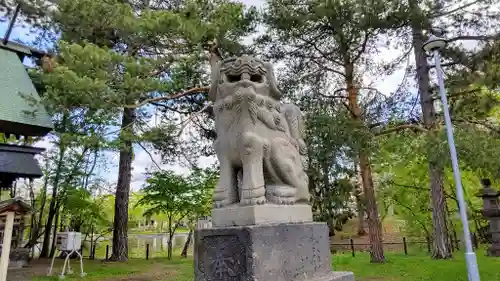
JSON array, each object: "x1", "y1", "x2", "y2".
[
  {"x1": 251, "y1": 74, "x2": 263, "y2": 83},
  {"x1": 227, "y1": 74, "x2": 241, "y2": 82}
]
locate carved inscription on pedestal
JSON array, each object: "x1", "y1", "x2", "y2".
[{"x1": 198, "y1": 235, "x2": 246, "y2": 281}]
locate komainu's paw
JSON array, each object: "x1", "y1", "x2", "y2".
[
  {"x1": 213, "y1": 200, "x2": 231, "y2": 208},
  {"x1": 265, "y1": 185, "x2": 297, "y2": 205},
  {"x1": 240, "y1": 196, "x2": 266, "y2": 206},
  {"x1": 267, "y1": 195, "x2": 295, "y2": 205}
]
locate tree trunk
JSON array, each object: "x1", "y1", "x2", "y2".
[
  {"x1": 327, "y1": 217, "x2": 335, "y2": 237},
  {"x1": 39, "y1": 145, "x2": 66, "y2": 258},
  {"x1": 181, "y1": 229, "x2": 193, "y2": 258},
  {"x1": 167, "y1": 234, "x2": 174, "y2": 260},
  {"x1": 59, "y1": 210, "x2": 65, "y2": 232},
  {"x1": 109, "y1": 107, "x2": 136, "y2": 262},
  {"x1": 358, "y1": 154, "x2": 385, "y2": 262},
  {"x1": 345, "y1": 63, "x2": 385, "y2": 263},
  {"x1": 445, "y1": 193, "x2": 456, "y2": 250},
  {"x1": 27, "y1": 179, "x2": 35, "y2": 248},
  {"x1": 26, "y1": 176, "x2": 47, "y2": 248},
  {"x1": 49, "y1": 204, "x2": 60, "y2": 258},
  {"x1": 412, "y1": 26, "x2": 452, "y2": 259},
  {"x1": 39, "y1": 196, "x2": 57, "y2": 258},
  {"x1": 322, "y1": 163, "x2": 335, "y2": 237},
  {"x1": 92, "y1": 243, "x2": 97, "y2": 260},
  {"x1": 90, "y1": 225, "x2": 94, "y2": 259},
  {"x1": 167, "y1": 215, "x2": 174, "y2": 260},
  {"x1": 356, "y1": 194, "x2": 367, "y2": 236}
]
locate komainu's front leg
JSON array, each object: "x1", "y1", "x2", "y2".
[
  {"x1": 213, "y1": 141, "x2": 237, "y2": 208},
  {"x1": 239, "y1": 132, "x2": 266, "y2": 205}
]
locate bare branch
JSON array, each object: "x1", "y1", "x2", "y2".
[
  {"x1": 150, "y1": 102, "x2": 192, "y2": 115},
  {"x1": 451, "y1": 117, "x2": 500, "y2": 133},
  {"x1": 448, "y1": 34, "x2": 500, "y2": 43},
  {"x1": 428, "y1": 61, "x2": 461, "y2": 69},
  {"x1": 317, "y1": 86, "x2": 383, "y2": 100},
  {"x1": 391, "y1": 197, "x2": 430, "y2": 236},
  {"x1": 426, "y1": 88, "x2": 482, "y2": 102},
  {"x1": 368, "y1": 121, "x2": 385, "y2": 129},
  {"x1": 297, "y1": 33, "x2": 344, "y2": 66},
  {"x1": 430, "y1": 0, "x2": 484, "y2": 18},
  {"x1": 308, "y1": 56, "x2": 346, "y2": 77},
  {"x1": 137, "y1": 143, "x2": 163, "y2": 171},
  {"x1": 376, "y1": 124, "x2": 428, "y2": 136},
  {"x1": 317, "y1": 93, "x2": 349, "y2": 100},
  {"x1": 352, "y1": 31, "x2": 371, "y2": 63},
  {"x1": 124, "y1": 86, "x2": 210, "y2": 108},
  {"x1": 177, "y1": 103, "x2": 212, "y2": 137}
]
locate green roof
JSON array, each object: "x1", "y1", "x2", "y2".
[{"x1": 0, "y1": 47, "x2": 53, "y2": 137}]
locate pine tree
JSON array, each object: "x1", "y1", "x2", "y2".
[
  {"x1": 403, "y1": 0, "x2": 500, "y2": 259},
  {"x1": 259, "y1": 0, "x2": 408, "y2": 263},
  {"x1": 38, "y1": 0, "x2": 256, "y2": 261}
]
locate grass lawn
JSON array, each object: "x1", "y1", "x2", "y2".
[
  {"x1": 27, "y1": 250, "x2": 500, "y2": 281},
  {"x1": 335, "y1": 251, "x2": 500, "y2": 281},
  {"x1": 29, "y1": 258, "x2": 193, "y2": 281}
]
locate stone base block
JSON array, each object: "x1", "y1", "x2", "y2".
[
  {"x1": 487, "y1": 245, "x2": 500, "y2": 257},
  {"x1": 211, "y1": 204, "x2": 313, "y2": 227},
  {"x1": 315, "y1": 272, "x2": 355, "y2": 281},
  {"x1": 194, "y1": 222, "x2": 355, "y2": 281},
  {"x1": 8, "y1": 248, "x2": 30, "y2": 268}
]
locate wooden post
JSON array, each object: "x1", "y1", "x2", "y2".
[
  {"x1": 403, "y1": 237, "x2": 408, "y2": 255},
  {"x1": 472, "y1": 233, "x2": 479, "y2": 250},
  {"x1": 90, "y1": 225, "x2": 94, "y2": 259},
  {"x1": 146, "y1": 244, "x2": 150, "y2": 260},
  {"x1": 426, "y1": 236, "x2": 431, "y2": 253},
  {"x1": 0, "y1": 212, "x2": 15, "y2": 281},
  {"x1": 350, "y1": 239, "x2": 355, "y2": 257},
  {"x1": 105, "y1": 245, "x2": 109, "y2": 260},
  {"x1": 453, "y1": 230, "x2": 459, "y2": 250},
  {"x1": 450, "y1": 234, "x2": 455, "y2": 252}
]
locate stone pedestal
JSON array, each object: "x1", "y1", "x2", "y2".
[
  {"x1": 477, "y1": 179, "x2": 500, "y2": 257},
  {"x1": 212, "y1": 205, "x2": 313, "y2": 227},
  {"x1": 485, "y1": 217, "x2": 500, "y2": 257},
  {"x1": 8, "y1": 248, "x2": 29, "y2": 268},
  {"x1": 194, "y1": 222, "x2": 354, "y2": 281}
]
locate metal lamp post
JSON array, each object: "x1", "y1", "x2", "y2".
[{"x1": 422, "y1": 29, "x2": 481, "y2": 281}]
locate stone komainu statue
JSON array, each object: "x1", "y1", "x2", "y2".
[{"x1": 209, "y1": 55, "x2": 309, "y2": 208}]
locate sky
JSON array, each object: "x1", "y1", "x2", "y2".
[{"x1": 0, "y1": 0, "x2": 415, "y2": 193}]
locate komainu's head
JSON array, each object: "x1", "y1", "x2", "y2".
[{"x1": 209, "y1": 55, "x2": 281, "y2": 101}]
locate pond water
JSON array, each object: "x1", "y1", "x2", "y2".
[
  {"x1": 129, "y1": 232, "x2": 191, "y2": 250},
  {"x1": 28, "y1": 232, "x2": 192, "y2": 258}
]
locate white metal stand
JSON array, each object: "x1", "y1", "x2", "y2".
[{"x1": 47, "y1": 245, "x2": 86, "y2": 279}]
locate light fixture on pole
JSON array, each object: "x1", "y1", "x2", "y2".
[{"x1": 423, "y1": 29, "x2": 481, "y2": 281}]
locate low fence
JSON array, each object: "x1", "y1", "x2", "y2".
[
  {"x1": 83, "y1": 237, "x2": 192, "y2": 260},
  {"x1": 80, "y1": 244, "x2": 181, "y2": 260},
  {"x1": 331, "y1": 236, "x2": 467, "y2": 257},
  {"x1": 71, "y1": 233, "x2": 484, "y2": 260}
]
